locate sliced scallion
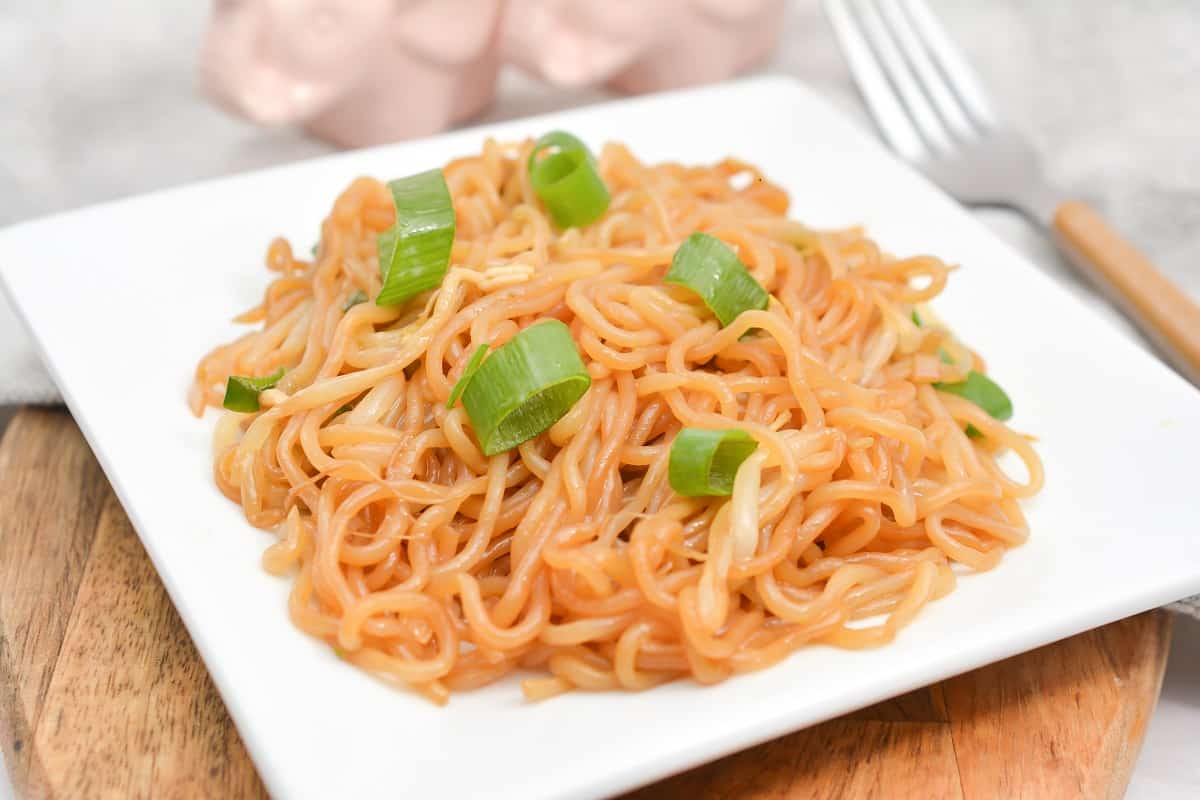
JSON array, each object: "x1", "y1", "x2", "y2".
[
  {"x1": 668, "y1": 427, "x2": 759, "y2": 497},
  {"x1": 528, "y1": 131, "x2": 610, "y2": 229},
  {"x1": 343, "y1": 290, "x2": 368, "y2": 311},
  {"x1": 935, "y1": 371, "x2": 1013, "y2": 425},
  {"x1": 665, "y1": 233, "x2": 769, "y2": 327},
  {"x1": 461, "y1": 320, "x2": 591, "y2": 456},
  {"x1": 910, "y1": 307, "x2": 1009, "y2": 436},
  {"x1": 223, "y1": 367, "x2": 285, "y2": 413},
  {"x1": 446, "y1": 344, "x2": 490, "y2": 409},
  {"x1": 376, "y1": 169, "x2": 455, "y2": 307}
]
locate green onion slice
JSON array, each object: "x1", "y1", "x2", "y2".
[
  {"x1": 664, "y1": 233, "x2": 769, "y2": 327},
  {"x1": 461, "y1": 320, "x2": 591, "y2": 456},
  {"x1": 223, "y1": 367, "x2": 285, "y2": 413},
  {"x1": 343, "y1": 289, "x2": 368, "y2": 311},
  {"x1": 935, "y1": 370, "x2": 1013, "y2": 424},
  {"x1": 668, "y1": 427, "x2": 759, "y2": 497},
  {"x1": 446, "y1": 344, "x2": 489, "y2": 409},
  {"x1": 527, "y1": 131, "x2": 610, "y2": 229},
  {"x1": 911, "y1": 308, "x2": 1009, "y2": 436},
  {"x1": 376, "y1": 169, "x2": 455, "y2": 307}
]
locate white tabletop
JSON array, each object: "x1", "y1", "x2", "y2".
[{"x1": 1, "y1": 1, "x2": 1197, "y2": 797}]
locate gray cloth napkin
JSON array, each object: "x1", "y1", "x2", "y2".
[
  {"x1": 0, "y1": 0, "x2": 1197, "y2": 616},
  {"x1": 1173, "y1": 595, "x2": 1200, "y2": 619}
]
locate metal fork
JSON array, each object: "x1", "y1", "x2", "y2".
[{"x1": 824, "y1": 0, "x2": 1200, "y2": 386}]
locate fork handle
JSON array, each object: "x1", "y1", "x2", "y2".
[{"x1": 1052, "y1": 200, "x2": 1200, "y2": 386}]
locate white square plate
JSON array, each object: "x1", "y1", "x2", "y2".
[{"x1": 3, "y1": 77, "x2": 1199, "y2": 799}]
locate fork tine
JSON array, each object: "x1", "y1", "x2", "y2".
[
  {"x1": 853, "y1": 0, "x2": 953, "y2": 154},
  {"x1": 874, "y1": 0, "x2": 976, "y2": 140},
  {"x1": 898, "y1": 0, "x2": 997, "y2": 128},
  {"x1": 823, "y1": 0, "x2": 925, "y2": 161}
]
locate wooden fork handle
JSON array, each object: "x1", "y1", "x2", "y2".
[{"x1": 1052, "y1": 200, "x2": 1200, "y2": 386}]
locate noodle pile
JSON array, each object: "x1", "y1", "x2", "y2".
[{"x1": 190, "y1": 139, "x2": 1043, "y2": 703}]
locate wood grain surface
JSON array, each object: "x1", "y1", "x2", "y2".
[{"x1": 0, "y1": 408, "x2": 1173, "y2": 799}]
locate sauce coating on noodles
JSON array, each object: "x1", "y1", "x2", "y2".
[{"x1": 190, "y1": 140, "x2": 1043, "y2": 703}]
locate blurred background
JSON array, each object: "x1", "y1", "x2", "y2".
[
  {"x1": 0, "y1": 1, "x2": 1198, "y2": 798},
  {"x1": 2, "y1": 1, "x2": 1197, "y2": 261}
]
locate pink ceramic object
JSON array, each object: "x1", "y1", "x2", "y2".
[
  {"x1": 201, "y1": 0, "x2": 505, "y2": 147},
  {"x1": 501, "y1": 0, "x2": 785, "y2": 93}
]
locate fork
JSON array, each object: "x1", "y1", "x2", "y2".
[{"x1": 824, "y1": 0, "x2": 1200, "y2": 387}]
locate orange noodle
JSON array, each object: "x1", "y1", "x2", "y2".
[{"x1": 190, "y1": 139, "x2": 1043, "y2": 703}]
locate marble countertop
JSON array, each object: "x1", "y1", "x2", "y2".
[{"x1": 1, "y1": 1, "x2": 1197, "y2": 797}]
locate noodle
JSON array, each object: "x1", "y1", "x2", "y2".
[{"x1": 191, "y1": 139, "x2": 1043, "y2": 702}]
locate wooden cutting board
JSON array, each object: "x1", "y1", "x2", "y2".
[{"x1": 0, "y1": 408, "x2": 1172, "y2": 799}]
